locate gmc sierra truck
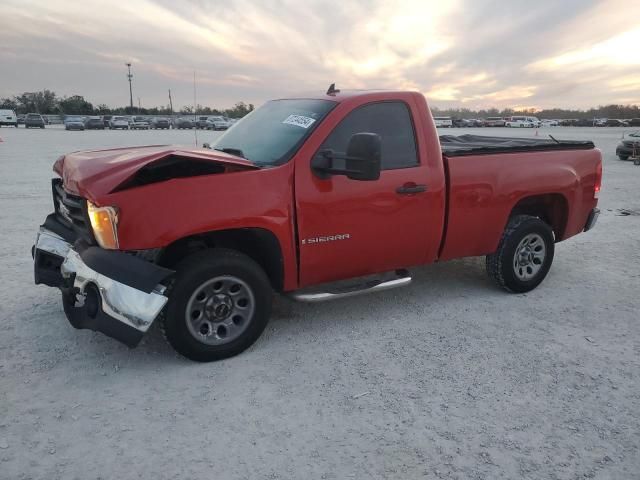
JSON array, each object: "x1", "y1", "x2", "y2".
[{"x1": 33, "y1": 87, "x2": 602, "y2": 361}]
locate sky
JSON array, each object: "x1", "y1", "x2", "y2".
[{"x1": 1, "y1": 0, "x2": 639, "y2": 111}]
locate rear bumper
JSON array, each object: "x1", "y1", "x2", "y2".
[
  {"x1": 584, "y1": 208, "x2": 600, "y2": 232},
  {"x1": 34, "y1": 227, "x2": 172, "y2": 347}
]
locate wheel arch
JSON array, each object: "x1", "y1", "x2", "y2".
[
  {"x1": 158, "y1": 228, "x2": 284, "y2": 292},
  {"x1": 509, "y1": 193, "x2": 569, "y2": 241}
]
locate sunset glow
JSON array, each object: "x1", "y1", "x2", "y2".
[{"x1": 1, "y1": 0, "x2": 638, "y2": 109}]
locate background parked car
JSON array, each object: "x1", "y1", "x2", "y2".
[
  {"x1": 505, "y1": 116, "x2": 535, "y2": 128},
  {"x1": 205, "y1": 116, "x2": 231, "y2": 130},
  {"x1": 84, "y1": 116, "x2": 105, "y2": 130},
  {"x1": 130, "y1": 116, "x2": 150, "y2": 130},
  {"x1": 64, "y1": 116, "x2": 85, "y2": 130},
  {"x1": 109, "y1": 116, "x2": 129, "y2": 130},
  {"x1": 151, "y1": 117, "x2": 170, "y2": 129},
  {"x1": 195, "y1": 116, "x2": 210, "y2": 129},
  {"x1": 174, "y1": 117, "x2": 194, "y2": 129},
  {"x1": 541, "y1": 119, "x2": 559, "y2": 127},
  {"x1": 484, "y1": 116, "x2": 506, "y2": 127},
  {"x1": 24, "y1": 113, "x2": 45, "y2": 128},
  {"x1": 616, "y1": 131, "x2": 640, "y2": 160},
  {"x1": 508, "y1": 115, "x2": 541, "y2": 127},
  {"x1": 605, "y1": 119, "x2": 629, "y2": 127},
  {"x1": 433, "y1": 116, "x2": 453, "y2": 128},
  {"x1": 0, "y1": 109, "x2": 18, "y2": 127},
  {"x1": 628, "y1": 118, "x2": 640, "y2": 127}
]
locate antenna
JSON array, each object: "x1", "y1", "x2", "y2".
[
  {"x1": 193, "y1": 70, "x2": 198, "y2": 147},
  {"x1": 326, "y1": 83, "x2": 340, "y2": 95}
]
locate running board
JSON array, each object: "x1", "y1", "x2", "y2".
[{"x1": 289, "y1": 271, "x2": 412, "y2": 303}]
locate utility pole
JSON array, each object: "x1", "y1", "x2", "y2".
[
  {"x1": 126, "y1": 63, "x2": 133, "y2": 110},
  {"x1": 168, "y1": 89, "x2": 173, "y2": 115},
  {"x1": 138, "y1": 97, "x2": 141, "y2": 110}
]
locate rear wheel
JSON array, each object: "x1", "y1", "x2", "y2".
[
  {"x1": 161, "y1": 249, "x2": 272, "y2": 362},
  {"x1": 486, "y1": 215, "x2": 555, "y2": 293},
  {"x1": 618, "y1": 155, "x2": 629, "y2": 161}
]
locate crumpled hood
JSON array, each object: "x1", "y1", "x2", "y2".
[{"x1": 54, "y1": 145, "x2": 258, "y2": 200}]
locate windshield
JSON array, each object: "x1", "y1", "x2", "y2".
[
  {"x1": 66, "y1": 116, "x2": 82, "y2": 121},
  {"x1": 211, "y1": 99, "x2": 336, "y2": 166},
  {"x1": 630, "y1": 131, "x2": 640, "y2": 137}
]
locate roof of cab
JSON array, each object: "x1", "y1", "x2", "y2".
[{"x1": 275, "y1": 89, "x2": 418, "y2": 103}]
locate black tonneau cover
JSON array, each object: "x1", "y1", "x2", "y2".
[{"x1": 440, "y1": 134, "x2": 595, "y2": 157}]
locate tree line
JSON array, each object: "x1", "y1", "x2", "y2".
[
  {"x1": 2, "y1": 89, "x2": 638, "y2": 120},
  {"x1": 0, "y1": 90, "x2": 255, "y2": 118}
]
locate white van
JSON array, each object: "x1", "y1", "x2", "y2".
[
  {"x1": 433, "y1": 116, "x2": 453, "y2": 128},
  {"x1": 0, "y1": 109, "x2": 18, "y2": 127}
]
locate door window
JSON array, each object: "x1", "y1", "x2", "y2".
[{"x1": 319, "y1": 102, "x2": 418, "y2": 170}]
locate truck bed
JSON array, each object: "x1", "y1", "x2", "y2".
[
  {"x1": 439, "y1": 134, "x2": 595, "y2": 156},
  {"x1": 438, "y1": 136, "x2": 601, "y2": 262}
]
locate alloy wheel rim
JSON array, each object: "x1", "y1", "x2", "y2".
[{"x1": 185, "y1": 276, "x2": 255, "y2": 345}]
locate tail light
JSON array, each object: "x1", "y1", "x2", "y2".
[{"x1": 594, "y1": 160, "x2": 602, "y2": 198}]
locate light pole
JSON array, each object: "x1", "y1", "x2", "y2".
[{"x1": 126, "y1": 63, "x2": 133, "y2": 110}]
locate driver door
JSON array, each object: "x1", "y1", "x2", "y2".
[{"x1": 294, "y1": 100, "x2": 441, "y2": 287}]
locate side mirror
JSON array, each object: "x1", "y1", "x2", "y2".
[{"x1": 312, "y1": 132, "x2": 381, "y2": 181}]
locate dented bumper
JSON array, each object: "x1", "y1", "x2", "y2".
[{"x1": 33, "y1": 227, "x2": 173, "y2": 347}]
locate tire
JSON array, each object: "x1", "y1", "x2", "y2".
[
  {"x1": 161, "y1": 249, "x2": 273, "y2": 362},
  {"x1": 486, "y1": 215, "x2": 555, "y2": 293},
  {"x1": 618, "y1": 155, "x2": 629, "y2": 161}
]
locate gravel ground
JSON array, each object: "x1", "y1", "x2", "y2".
[{"x1": 0, "y1": 125, "x2": 638, "y2": 479}]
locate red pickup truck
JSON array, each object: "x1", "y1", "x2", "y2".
[{"x1": 33, "y1": 88, "x2": 602, "y2": 361}]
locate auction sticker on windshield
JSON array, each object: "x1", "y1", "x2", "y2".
[{"x1": 283, "y1": 114, "x2": 316, "y2": 129}]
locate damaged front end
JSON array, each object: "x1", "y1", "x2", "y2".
[
  {"x1": 34, "y1": 146, "x2": 257, "y2": 347},
  {"x1": 34, "y1": 223, "x2": 172, "y2": 347},
  {"x1": 34, "y1": 173, "x2": 174, "y2": 347}
]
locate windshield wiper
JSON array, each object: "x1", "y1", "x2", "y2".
[{"x1": 214, "y1": 147, "x2": 246, "y2": 159}]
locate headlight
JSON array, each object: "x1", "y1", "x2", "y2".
[{"x1": 87, "y1": 201, "x2": 119, "y2": 249}]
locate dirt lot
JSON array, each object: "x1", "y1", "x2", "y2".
[{"x1": 0, "y1": 125, "x2": 638, "y2": 479}]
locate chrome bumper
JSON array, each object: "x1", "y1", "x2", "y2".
[{"x1": 34, "y1": 227, "x2": 170, "y2": 346}]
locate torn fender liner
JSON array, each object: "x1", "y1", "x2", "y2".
[{"x1": 79, "y1": 247, "x2": 173, "y2": 293}]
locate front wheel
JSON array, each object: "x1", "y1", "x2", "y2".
[
  {"x1": 161, "y1": 249, "x2": 273, "y2": 361},
  {"x1": 486, "y1": 215, "x2": 555, "y2": 293},
  {"x1": 618, "y1": 155, "x2": 629, "y2": 161}
]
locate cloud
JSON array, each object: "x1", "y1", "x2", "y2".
[{"x1": 0, "y1": 0, "x2": 638, "y2": 109}]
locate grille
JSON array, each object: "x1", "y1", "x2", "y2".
[{"x1": 52, "y1": 178, "x2": 92, "y2": 239}]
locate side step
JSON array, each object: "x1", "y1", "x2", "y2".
[{"x1": 289, "y1": 270, "x2": 412, "y2": 303}]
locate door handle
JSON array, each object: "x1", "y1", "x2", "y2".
[{"x1": 396, "y1": 183, "x2": 427, "y2": 195}]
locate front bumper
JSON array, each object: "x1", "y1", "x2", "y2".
[{"x1": 34, "y1": 227, "x2": 173, "y2": 347}]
